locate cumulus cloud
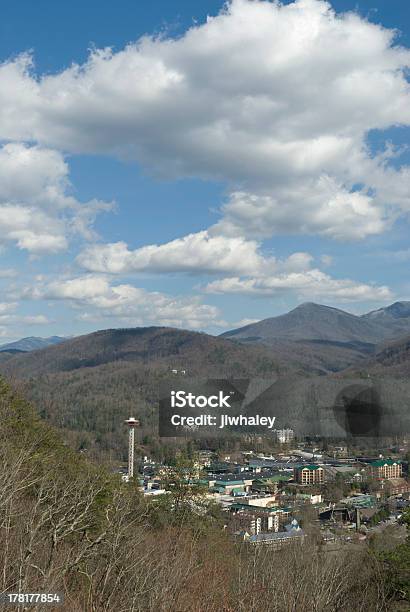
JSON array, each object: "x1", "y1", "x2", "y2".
[
  {"x1": 0, "y1": 0, "x2": 409, "y2": 240},
  {"x1": 78, "y1": 234, "x2": 322, "y2": 278},
  {"x1": 0, "y1": 301, "x2": 50, "y2": 332},
  {"x1": 205, "y1": 269, "x2": 392, "y2": 303},
  {"x1": 0, "y1": 143, "x2": 111, "y2": 253},
  {"x1": 77, "y1": 231, "x2": 276, "y2": 276},
  {"x1": 213, "y1": 181, "x2": 388, "y2": 240},
  {"x1": 0, "y1": 0, "x2": 407, "y2": 324},
  {"x1": 26, "y1": 275, "x2": 225, "y2": 330},
  {"x1": 77, "y1": 231, "x2": 392, "y2": 305}
]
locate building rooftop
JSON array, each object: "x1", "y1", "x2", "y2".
[
  {"x1": 230, "y1": 503, "x2": 291, "y2": 514},
  {"x1": 254, "y1": 475, "x2": 290, "y2": 483},
  {"x1": 370, "y1": 459, "x2": 402, "y2": 467},
  {"x1": 213, "y1": 480, "x2": 247, "y2": 486},
  {"x1": 339, "y1": 494, "x2": 375, "y2": 508}
]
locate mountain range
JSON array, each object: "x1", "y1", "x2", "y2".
[
  {"x1": 1, "y1": 301, "x2": 410, "y2": 458},
  {"x1": 0, "y1": 335, "x2": 66, "y2": 353},
  {"x1": 221, "y1": 301, "x2": 410, "y2": 373},
  {"x1": 0, "y1": 326, "x2": 289, "y2": 458},
  {"x1": 222, "y1": 301, "x2": 410, "y2": 344}
]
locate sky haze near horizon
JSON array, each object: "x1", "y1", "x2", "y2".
[{"x1": 0, "y1": 0, "x2": 410, "y2": 341}]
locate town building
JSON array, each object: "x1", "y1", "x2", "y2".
[
  {"x1": 294, "y1": 464, "x2": 325, "y2": 485},
  {"x1": 339, "y1": 494, "x2": 376, "y2": 509},
  {"x1": 230, "y1": 502, "x2": 291, "y2": 525},
  {"x1": 387, "y1": 478, "x2": 410, "y2": 496},
  {"x1": 295, "y1": 492, "x2": 323, "y2": 504},
  {"x1": 231, "y1": 510, "x2": 280, "y2": 535},
  {"x1": 275, "y1": 429, "x2": 294, "y2": 444},
  {"x1": 198, "y1": 450, "x2": 214, "y2": 467},
  {"x1": 239, "y1": 494, "x2": 277, "y2": 508},
  {"x1": 370, "y1": 459, "x2": 402, "y2": 480},
  {"x1": 211, "y1": 479, "x2": 253, "y2": 495},
  {"x1": 244, "y1": 519, "x2": 305, "y2": 548}
]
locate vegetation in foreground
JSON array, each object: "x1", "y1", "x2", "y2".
[{"x1": 0, "y1": 378, "x2": 408, "y2": 611}]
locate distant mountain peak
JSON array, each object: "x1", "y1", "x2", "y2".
[
  {"x1": 222, "y1": 300, "x2": 410, "y2": 350},
  {"x1": 364, "y1": 301, "x2": 410, "y2": 320},
  {"x1": 0, "y1": 336, "x2": 67, "y2": 353},
  {"x1": 221, "y1": 301, "x2": 380, "y2": 346},
  {"x1": 296, "y1": 301, "x2": 322, "y2": 307},
  {"x1": 292, "y1": 302, "x2": 350, "y2": 314}
]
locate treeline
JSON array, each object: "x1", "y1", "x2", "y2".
[{"x1": 0, "y1": 378, "x2": 408, "y2": 611}]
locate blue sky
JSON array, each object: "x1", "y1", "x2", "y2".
[{"x1": 0, "y1": 0, "x2": 410, "y2": 341}]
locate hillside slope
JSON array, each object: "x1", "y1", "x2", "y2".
[
  {"x1": 222, "y1": 302, "x2": 386, "y2": 344},
  {"x1": 0, "y1": 326, "x2": 292, "y2": 458},
  {"x1": 0, "y1": 326, "x2": 289, "y2": 378},
  {"x1": 221, "y1": 301, "x2": 410, "y2": 373},
  {"x1": 348, "y1": 333, "x2": 410, "y2": 378},
  {"x1": 221, "y1": 303, "x2": 385, "y2": 372}
]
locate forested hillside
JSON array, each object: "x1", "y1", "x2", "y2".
[
  {"x1": 0, "y1": 327, "x2": 290, "y2": 461},
  {"x1": 348, "y1": 334, "x2": 410, "y2": 379},
  {"x1": 222, "y1": 302, "x2": 410, "y2": 373},
  {"x1": 223, "y1": 302, "x2": 410, "y2": 344},
  {"x1": 0, "y1": 377, "x2": 406, "y2": 611},
  {"x1": 4, "y1": 322, "x2": 410, "y2": 462}
]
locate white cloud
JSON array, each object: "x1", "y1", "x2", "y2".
[
  {"x1": 0, "y1": 143, "x2": 111, "y2": 253},
  {"x1": 0, "y1": 0, "x2": 405, "y2": 325},
  {"x1": 0, "y1": 302, "x2": 17, "y2": 314},
  {"x1": 77, "y1": 231, "x2": 391, "y2": 305},
  {"x1": 31, "y1": 276, "x2": 110, "y2": 301},
  {"x1": 78, "y1": 231, "x2": 323, "y2": 278},
  {"x1": 0, "y1": 313, "x2": 50, "y2": 325},
  {"x1": 206, "y1": 269, "x2": 392, "y2": 303},
  {"x1": 213, "y1": 180, "x2": 388, "y2": 240},
  {"x1": 26, "y1": 275, "x2": 225, "y2": 330},
  {"x1": 0, "y1": 301, "x2": 50, "y2": 333},
  {"x1": 77, "y1": 231, "x2": 276, "y2": 275},
  {"x1": 0, "y1": 0, "x2": 409, "y2": 240}
]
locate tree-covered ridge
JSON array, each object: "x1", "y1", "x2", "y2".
[
  {"x1": 0, "y1": 377, "x2": 409, "y2": 610},
  {"x1": 0, "y1": 327, "x2": 288, "y2": 377},
  {"x1": 0, "y1": 327, "x2": 289, "y2": 461}
]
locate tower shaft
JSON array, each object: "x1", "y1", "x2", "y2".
[
  {"x1": 124, "y1": 417, "x2": 139, "y2": 481},
  {"x1": 128, "y1": 427, "x2": 135, "y2": 479}
]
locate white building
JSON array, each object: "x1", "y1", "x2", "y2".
[{"x1": 275, "y1": 429, "x2": 294, "y2": 444}]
